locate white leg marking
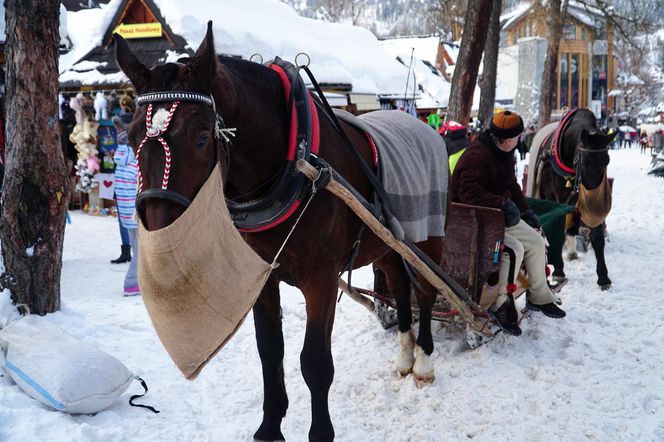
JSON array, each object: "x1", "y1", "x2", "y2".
[
  {"x1": 396, "y1": 330, "x2": 415, "y2": 376},
  {"x1": 412, "y1": 344, "x2": 435, "y2": 386},
  {"x1": 566, "y1": 234, "x2": 578, "y2": 260}
]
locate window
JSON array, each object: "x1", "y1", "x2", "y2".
[
  {"x1": 560, "y1": 54, "x2": 569, "y2": 108},
  {"x1": 563, "y1": 22, "x2": 576, "y2": 40},
  {"x1": 571, "y1": 54, "x2": 579, "y2": 108},
  {"x1": 594, "y1": 24, "x2": 607, "y2": 40}
]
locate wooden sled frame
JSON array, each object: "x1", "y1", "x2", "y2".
[
  {"x1": 298, "y1": 160, "x2": 567, "y2": 338},
  {"x1": 297, "y1": 160, "x2": 494, "y2": 336}
]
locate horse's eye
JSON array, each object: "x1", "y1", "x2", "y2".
[{"x1": 196, "y1": 134, "x2": 210, "y2": 149}]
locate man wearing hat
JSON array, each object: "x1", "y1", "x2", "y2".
[{"x1": 449, "y1": 110, "x2": 565, "y2": 336}]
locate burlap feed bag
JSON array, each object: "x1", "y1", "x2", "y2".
[
  {"x1": 577, "y1": 172, "x2": 612, "y2": 228},
  {"x1": 138, "y1": 164, "x2": 273, "y2": 380}
]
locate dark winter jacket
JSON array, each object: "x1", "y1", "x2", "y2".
[
  {"x1": 449, "y1": 130, "x2": 529, "y2": 212},
  {"x1": 60, "y1": 105, "x2": 78, "y2": 163}
]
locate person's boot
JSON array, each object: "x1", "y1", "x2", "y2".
[
  {"x1": 490, "y1": 295, "x2": 522, "y2": 336},
  {"x1": 526, "y1": 300, "x2": 566, "y2": 318},
  {"x1": 111, "y1": 245, "x2": 132, "y2": 264}
]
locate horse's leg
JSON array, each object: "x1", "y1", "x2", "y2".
[
  {"x1": 409, "y1": 239, "x2": 442, "y2": 385},
  {"x1": 375, "y1": 252, "x2": 415, "y2": 377},
  {"x1": 253, "y1": 277, "x2": 288, "y2": 442},
  {"x1": 590, "y1": 223, "x2": 611, "y2": 289},
  {"x1": 565, "y1": 234, "x2": 579, "y2": 260},
  {"x1": 299, "y1": 270, "x2": 337, "y2": 442}
]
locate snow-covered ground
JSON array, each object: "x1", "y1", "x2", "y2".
[{"x1": 1, "y1": 147, "x2": 663, "y2": 441}]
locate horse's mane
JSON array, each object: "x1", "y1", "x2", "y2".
[{"x1": 571, "y1": 108, "x2": 599, "y2": 131}]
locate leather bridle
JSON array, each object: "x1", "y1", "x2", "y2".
[{"x1": 134, "y1": 91, "x2": 227, "y2": 210}]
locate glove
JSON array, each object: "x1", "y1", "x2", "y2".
[
  {"x1": 502, "y1": 199, "x2": 521, "y2": 227},
  {"x1": 521, "y1": 208, "x2": 541, "y2": 230}
]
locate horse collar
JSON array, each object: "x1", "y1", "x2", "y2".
[
  {"x1": 226, "y1": 57, "x2": 320, "y2": 233},
  {"x1": 551, "y1": 109, "x2": 578, "y2": 176}
]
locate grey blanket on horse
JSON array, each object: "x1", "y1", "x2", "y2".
[{"x1": 334, "y1": 109, "x2": 448, "y2": 242}]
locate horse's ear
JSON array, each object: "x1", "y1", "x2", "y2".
[
  {"x1": 580, "y1": 128, "x2": 591, "y2": 146},
  {"x1": 115, "y1": 34, "x2": 151, "y2": 94},
  {"x1": 189, "y1": 21, "x2": 217, "y2": 86}
]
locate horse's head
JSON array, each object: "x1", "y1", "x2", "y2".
[
  {"x1": 576, "y1": 128, "x2": 615, "y2": 189},
  {"x1": 115, "y1": 22, "x2": 223, "y2": 230}
]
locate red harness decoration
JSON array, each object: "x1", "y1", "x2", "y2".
[
  {"x1": 234, "y1": 64, "x2": 320, "y2": 233},
  {"x1": 550, "y1": 109, "x2": 578, "y2": 175},
  {"x1": 136, "y1": 101, "x2": 180, "y2": 192}
]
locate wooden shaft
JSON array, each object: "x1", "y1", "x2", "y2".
[
  {"x1": 337, "y1": 277, "x2": 375, "y2": 312},
  {"x1": 297, "y1": 160, "x2": 491, "y2": 336}
]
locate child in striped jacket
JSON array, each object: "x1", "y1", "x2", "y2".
[{"x1": 114, "y1": 142, "x2": 140, "y2": 296}]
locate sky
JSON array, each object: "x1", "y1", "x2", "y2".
[{"x1": 1, "y1": 147, "x2": 664, "y2": 441}]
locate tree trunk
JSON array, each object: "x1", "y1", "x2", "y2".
[
  {"x1": 478, "y1": 0, "x2": 503, "y2": 127},
  {"x1": 446, "y1": 0, "x2": 493, "y2": 126},
  {"x1": 1, "y1": 0, "x2": 69, "y2": 315},
  {"x1": 538, "y1": 0, "x2": 569, "y2": 127}
]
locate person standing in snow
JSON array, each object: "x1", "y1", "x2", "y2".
[
  {"x1": 112, "y1": 116, "x2": 140, "y2": 297},
  {"x1": 449, "y1": 110, "x2": 566, "y2": 336},
  {"x1": 109, "y1": 116, "x2": 132, "y2": 265},
  {"x1": 623, "y1": 130, "x2": 632, "y2": 149}
]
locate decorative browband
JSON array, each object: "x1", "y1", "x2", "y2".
[{"x1": 136, "y1": 92, "x2": 213, "y2": 107}]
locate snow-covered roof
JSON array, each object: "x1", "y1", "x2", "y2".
[
  {"x1": 501, "y1": 1, "x2": 604, "y2": 31},
  {"x1": 380, "y1": 36, "x2": 441, "y2": 66},
  {"x1": 500, "y1": 2, "x2": 531, "y2": 29},
  {"x1": 380, "y1": 37, "x2": 449, "y2": 108},
  {"x1": 60, "y1": 0, "x2": 121, "y2": 74},
  {"x1": 60, "y1": 0, "x2": 412, "y2": 97}
]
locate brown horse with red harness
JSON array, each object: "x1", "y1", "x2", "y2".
[
  {"x1": 531, "y1": 109, "x2": 616, "y2": 289},
  {"x1": 116, "y1": 23, "x2": 447, "y2": 441}
]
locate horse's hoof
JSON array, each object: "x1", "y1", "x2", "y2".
[
  {"x1": 397, "y1": 368, "x2": 412, "y2": 377},
  {"x1": 551, "y1": 275, "x2": 567, "y2": 283},
  {"x1": 599, "y1": 283, "x2": 611, "y2": 291},
  {"x1": 413, "y1": 373, "x2": 435, "y2": 388},
  {"x1": 567, "y1": 252, "x2": 578, "y2": 260}
]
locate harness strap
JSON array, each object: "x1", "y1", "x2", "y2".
[{"x1": 301, "y1": 65, "x2": 405, "y2": 240}]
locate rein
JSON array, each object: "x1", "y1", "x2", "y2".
[{"x1": 540, "y1": 109, "x2": 609, "y2": 200}]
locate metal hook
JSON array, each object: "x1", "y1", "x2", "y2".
[
  {"x1": 295, "y1": 52, "x2": 311, "y2": 68},
  {"x1": 249, "y1": 53, "x2": 264, "y2": 64}
]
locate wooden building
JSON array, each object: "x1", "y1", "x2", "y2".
[
  {"x1": 502, "y1": 3, "x2": 615, "y2": 120},
  {"x1": 59, "y1": 0, "x2": 191, "y2": 93}
]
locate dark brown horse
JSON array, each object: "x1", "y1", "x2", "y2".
[
  {"x1": 532, "y1": 109, "x2": 616, "y2": 289},
  {"x1": 116, "y1": 23, "x2": 445, "y2": 441}
]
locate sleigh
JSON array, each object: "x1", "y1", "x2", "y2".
[{"x1": 297, "y1": 161, "x2": 565, "y2": 345}]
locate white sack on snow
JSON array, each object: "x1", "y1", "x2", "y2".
[{"x1": 0, "y1": 316, "x2": 134, "y2": 414}]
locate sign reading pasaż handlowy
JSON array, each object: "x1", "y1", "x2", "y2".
[{"x1": 113, "y1": 23, "x2": 162, "y2": 39}]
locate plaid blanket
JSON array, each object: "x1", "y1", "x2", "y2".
[{"x1": 335, "y1": 109, "x2": 448, "y2": 242}]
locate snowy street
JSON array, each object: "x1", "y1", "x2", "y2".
[{"x1": 1, "y1": 147, "x2": 663, "y2": 441}]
